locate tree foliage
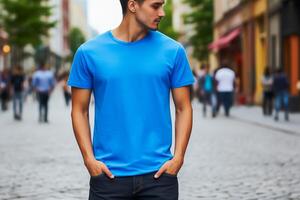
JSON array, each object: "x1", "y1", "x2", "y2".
[
  {"x1": 183, "y1": 0, "x2": 213, "y2": 62},
  {"x1": 68, "y1": 27, "x2": 86, "y2": 61},
  {"x1": 0, "y1": 0, "x2": 56, "y2": 64},
  {"x1": 159, "y1": 0, "x2": 179, "y2": 40}
]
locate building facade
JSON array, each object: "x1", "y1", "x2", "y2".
[
  {"x1": 211, "y1": 0, "x2": 300, "y2": 110},
  {"x1": 210, "y1": 0, "x2": 255, "y2": 104},
  {"x1": 172, "y1": 0, "x2": 198, "y2": 69},
  {"x1": 69, "y1": 0, "x2": 91, "y2": 39},
  {"x1": 281, "y1": 0, "x2": 300, "y2": 110},
  {"x1": 0, "y1": 29, "x2": 9, "y2": 71}
]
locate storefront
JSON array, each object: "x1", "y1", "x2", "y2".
[{"x1": 282, "y1": 0, "x2": 300, "y2": 111}]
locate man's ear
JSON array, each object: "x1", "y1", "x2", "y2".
[{"x1": 128, "y1": 0, "x2": 137, "y2": 13}]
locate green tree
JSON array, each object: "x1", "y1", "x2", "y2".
[
  {"x1": 183, "y1": 0, "x2": 213, "y2": 62},
  {"x1": 68, "y1": 27, "x2": 86, "y2": 61},
  {"x1": 0, "y1": 0, "x2": 56, "y2": 65},
  {"x1": 159, "y1": 0, "x2": 179, "y2": 40}
]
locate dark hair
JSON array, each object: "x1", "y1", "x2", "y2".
[
  {"x1": 220, "y1": 59, "x2": 229, "y2": 68},
  {"x1": 200, "y1": 64, "x2": 207, "y2": 70},
  {"x1": 119, "y1": 0, "x2": 144, "y2": 16},
  {"x1": 264, "y1": 67, "x2": 270, "y2": 76},
  {"x1": 276, "y1": 67, "x2": 283, "y2": 74}
]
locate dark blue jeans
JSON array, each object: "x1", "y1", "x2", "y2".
[
  {"x1": 202, "y1": 91, "x2": 217, "y2": 117},
  {"x1": 218, "y1": 92, "x2": 233, "y2": 116},
  {"x1": 274, "y1": 91, "x2": 289, "y2": 120},
  {"x1": 37, "y1": 92, "x2": 49, "y2": 122},
  {"x1": 13, "y1": 91, "x2": 23, "y2": 118},
  {"x1": 89, "y1": 172, "x2": 178, "y2": 200}
]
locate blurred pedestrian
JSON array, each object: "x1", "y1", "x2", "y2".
[
  {"x1": 10, "y1": 65, "x2": 25, "y2": 120},
  {"x1": 215, "y1": 64, "x2": 236, "y2": 117},
  {"x1": 32, "y1": 63, "x2": 55, "y2": 123},
  {"x1": 196, "y1": 65, "x2": 206, "y2": 103},
  {"x1": 273, "y1": 68, "x2": 289, "y2": 121},
  {"x1": 199, "y1": 65, "x2": 217, "y2": 117},
  {"x1": 24, "y1": 68, "x2": 35, "y2": 102},
  {"x1": 0, "y1": 68, "x2": 11, "y2": 111},
  {"x1": 61, "y1": 71, "x2": 71, "y2": 106},
  {"x1": 190, "y1": 69, "x2": 198, "y2": 101},
  {"x1": 261, "y1": 67, "x2": 273, "y2": 116},
  {"x1": 68, "y1": 0, "x2": 194, "y2": 199}
]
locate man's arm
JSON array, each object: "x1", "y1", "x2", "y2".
[
  {"x1": 71, "y1": 87, "x2": 114, "y2": 178},
  {"x1": 155, "y1": 86, "x2": 192, "y2": 178}
]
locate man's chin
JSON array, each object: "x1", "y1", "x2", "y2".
[
  {"x1": 149, "y1": 27, "x2": 158, "y2": 31},
  {"x1": 143, "y1": 23, "x2": 158, "y2": 31},
  {"x1": 148, "y1": 25, "x2": 159, "y2": 31}
]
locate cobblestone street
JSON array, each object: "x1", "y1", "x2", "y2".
[{"x1": 1, "y1": 88, "x2": 300, "y2": 200}]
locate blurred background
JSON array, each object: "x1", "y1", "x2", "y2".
[{"x1": 0, "y1": 0, "x2": 300, "y2": 199}]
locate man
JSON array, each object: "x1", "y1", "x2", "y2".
[
  {"x1": 273, "y1": 68, "x2": 289, "y2": 121},
  {"x1": 10, "y1": 65, "x2": 25, "y2": 120},
  {"x1": 32, "y1": 63, "x2": 55, "y2": 123},
  {"x1": 214, "y1": 64, "x2": 236, "y2": 117},
  {"x1": 68, "y1": 0, "x2": 194, "y2": 199},
  {"x1": 199, "y1": 65, "x2": 216, "y2": 117},
  {"x1": 0, "y1": 68, "x2": 10, "y2": 111}
]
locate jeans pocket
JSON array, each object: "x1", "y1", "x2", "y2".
[
  {"x1": 162, "y1": 172, "x2": 177, "y2": 178},
  {"x1": 91, "y1": 172, "x2": 105, "y2": 179}
]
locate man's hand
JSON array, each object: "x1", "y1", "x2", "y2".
[
  {"x1": 84, "y1": 158, "x2": 114, "y2": 179},
  {"x1": 154, "y1": 157, "x2": 184, "y2": 178}
]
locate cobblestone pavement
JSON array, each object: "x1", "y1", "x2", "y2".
[{"x1": 1, "y1": 89, "x2": 300, "y2": 200}]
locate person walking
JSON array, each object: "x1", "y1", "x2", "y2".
[
  {"x1": 273, "y1": 68, "x2": 289, "y2": 121},
  {"x1": 59, "y1": 71, "x2": 71, "y2": 107},
  {"x1": 196, "y1": 65, "x2": 206, "y2": 103},
  {"x1": 0, "y1": 68, "x2": 10, "y2": 111},
  {"x1": 214, "y1": 64, "x2": 236, "y2": 117},
  {"x1": 32, "y1": 63, "x2": 55, "y2": 123},
  {"x1": 63, "y1": 75, "x2": 71, "y2": 107},
  {"x1": 200, "y1": 66, "x2": 216, "y2": 117},
  {"x1": 261, "y1": 67, "x2": 273, "y2": 116},
  {"x1": 68, "y1": 0, "x2": 194, "y2": 199},
  {"x1": 10, "y1": 65, "x2": 25, "y2": 120}
]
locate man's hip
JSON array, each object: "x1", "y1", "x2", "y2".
[{"x1": 89, "y1": 171, "x2": 178, "y2": 200}]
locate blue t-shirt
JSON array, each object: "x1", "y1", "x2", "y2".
[
  {"x1": 68, "y1": 30, "x2": 194, "y2": 176},
  {"x1": 32, "y1": 70, "x2": 55, "y2": 92},
  {"x1": 204, "y1": 74, "x2": 213, "y2": 92}
]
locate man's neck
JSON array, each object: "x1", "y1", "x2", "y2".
[{"x1": 112, "y1": 15, "x2": 149, "y2": 43}]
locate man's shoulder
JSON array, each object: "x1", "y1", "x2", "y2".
[
  {"x1": 151, "y1": 31, "x2": 182, "y2": 49},
  {"x1": 218, "y1": 68, "x2": 234, "y2": 74},
  {"x1": 46, "y1": 70, "x2": 54, "y2": 76},
  {"x1": 79, "y1": 31, "x2": 111, "y2": 52},
  {"x1": 33, "y1": 70, "x2": 40, "y2": 76}
]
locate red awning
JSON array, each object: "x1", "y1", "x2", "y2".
[{"x1": 209, "y1": 28, "x2": 241, "y2": 51}]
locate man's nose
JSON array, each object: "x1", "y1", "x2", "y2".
[{"x1": 159, "y1": 8, "x2": 165, "y2": 17}]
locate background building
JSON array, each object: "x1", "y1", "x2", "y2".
[
  {"x1": 69, "y1": 0, "x2": 91, "y2": 39},
  {"x1": 47, "y1": 0, "x2": 91, "y2": 73},
  {"x1": 0, "y1": 29, "x2": 9, "y2": 71},
  {"x1": 210, "y1": 0, "x2": 300, "y2": 111},
  {"x1": 173, "y1": 0, "x2": 198, "y2": 69}
]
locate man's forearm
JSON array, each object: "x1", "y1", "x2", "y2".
[
  {"x1": 173, "y1": 105, "x2": 193, "y2": 162},
  {"x1": 71, "y1": 110, "x2": 95, "y2": 163}
]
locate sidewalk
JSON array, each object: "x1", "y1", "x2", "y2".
[{"x1": 231, "y1": 105, "x2": 300, "y2": 135}]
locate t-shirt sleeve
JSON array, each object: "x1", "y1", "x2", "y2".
[
  {"x1": 171, "y1": 45, "x2": 195, "y2": 88},
  {"x1": 68, "y1": 46, "x2": 93, "y2": 89}
]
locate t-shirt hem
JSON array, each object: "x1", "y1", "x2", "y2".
[
  {"x1": 111, "y1": 169, "x2": 159, "y2": 177},
  {"x1": 171, "y1": 80, "x2": 194, "y2": 89},
  {"x1": 68, "y1": 81, "x2": 92, "y2": 89}
]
